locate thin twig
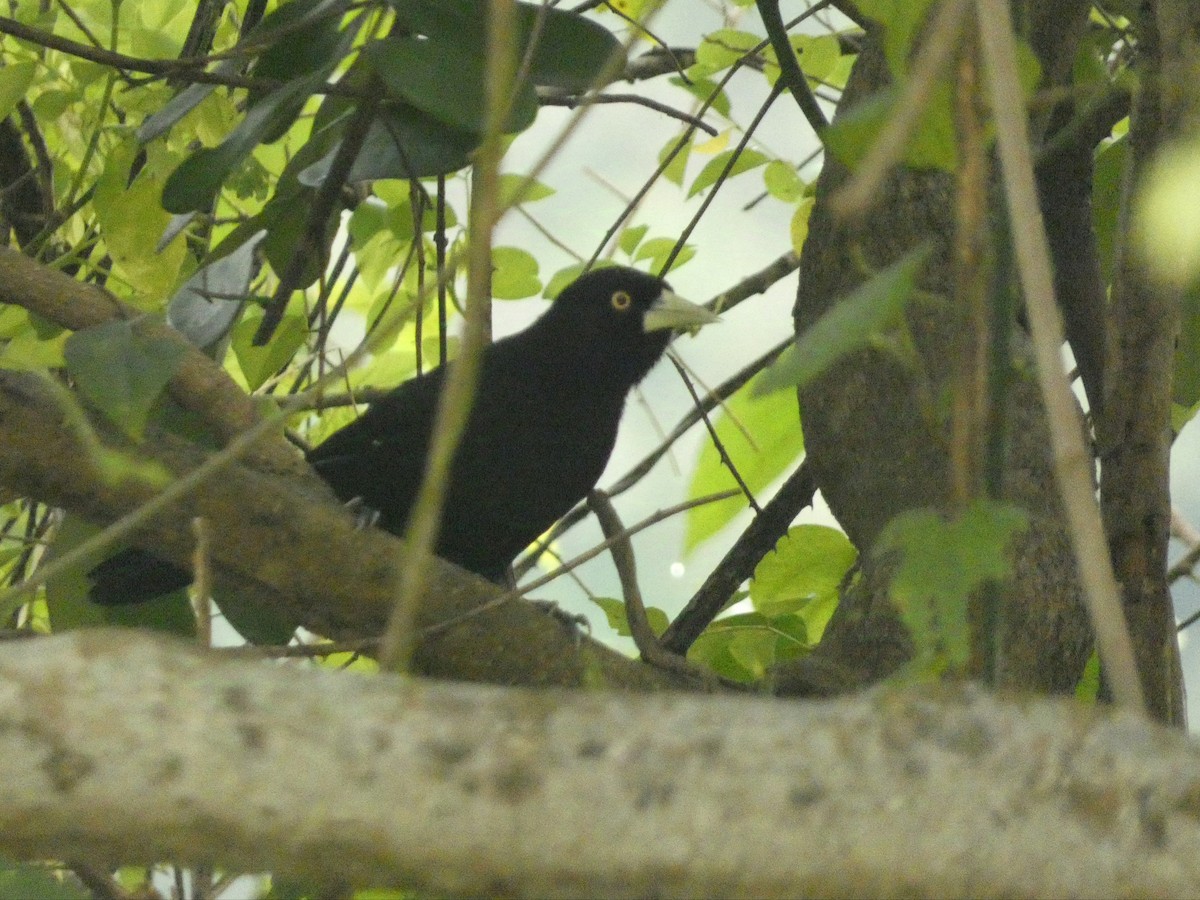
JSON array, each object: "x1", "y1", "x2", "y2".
[
  {"x1": 660, "y1": 82, "x2": 786, "y2": 275},
  {"x1": 755, "y1": 0, "x2": 830, "y2": 131},
  {"x1": 424, "y1": 489, "x2": 739, "y2": 636},
  {"x1": 669, "y1": 354, "x2": 761, "y2": 513},
  {"x1": 588, "y1": 489, "x2": 725, "y2": 687},
  {"x1": 975, "y1": 0, "x2": 1144, "y2": 713},
  {"x1": 539, "y1": 92, "x2": 718, "y2": 135}
]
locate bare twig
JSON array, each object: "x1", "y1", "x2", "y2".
[
  {"x1": 424, "y1": 489, "x2": 739, "y2": 636},
  {"x1": 976, "y1": 0, "x2": 1143, "y2": 713},
  {"x1": 539, "y1": 92, "x2": 718, "y2": 136},
  {"x1": 587, "y1": 489, "x2": 720, "y2": 685}
]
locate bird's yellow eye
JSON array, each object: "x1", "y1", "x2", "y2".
[{"x1": 611, "y1": 290, "x2": 632, "y2": 312}]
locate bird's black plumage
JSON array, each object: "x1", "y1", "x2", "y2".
[{"x1": 88, "y1": 266, "x2": 717, "y2": 603}]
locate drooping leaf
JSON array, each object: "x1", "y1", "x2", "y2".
[
  {"x1": 231, "y1": 309, "x2": 308, "y2": 390},
  {"x1": 754, "y1": 244, "x2": 932, "y2": 396},
  {"x1": 166, "y1": 233, "x2": 262, "y2": 354},
  {"x1": 362, "y1": 35, "x2": 538, "y2": 135},
  {"x1": 387, "y1": 0, "x2": 623, "y2": 92},
  {"x1": 688, "y1": 148, "x2": 770, "y2": 198},
  {"x1": 660, "y1": 133, "x2": 694, "y2": 186},
  {"x1": 64, "y1": 319, "x2": 186, "y2": 439}
]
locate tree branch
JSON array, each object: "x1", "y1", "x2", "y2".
[
  {"x1": 0, "y1": 369, "x2": 685, "y2": 691},
  {"x1": 0, "y1": 246, "x2": 307, "y2": 478},
  {"x1": 2, "y1": 629, "x2": 1198, "y2": 897}
]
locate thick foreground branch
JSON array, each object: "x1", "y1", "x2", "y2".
[{"x1": 3, "y1": 630, "x2": 1199, "y2": 897}]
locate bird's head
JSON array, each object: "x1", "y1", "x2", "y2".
[{"x1": 542, "y1": 266, "x2": 719, "y2": 384}]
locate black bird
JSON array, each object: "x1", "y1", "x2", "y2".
[{"x1": 89, "y1": 266, "x2": 718, "y2": 603}]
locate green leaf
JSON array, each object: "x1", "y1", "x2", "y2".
[
  {"x1": 685, "y1": 373, "x2": 806, "y2": 551},
  {"x1": 660, "y1": 133, "x2": 694, "y2": 186},
  {"x1": 1093, "y1": 135, "x2": 1126, "y2": 284},
  {"x1": 875, "y1": 500, "x2": 1029, "y2": 674},
  {"x1": 1133, "y1": 129, "x2": 1200, "y2": 289},
  {"x1": 688, "y1": 148, "x2": 770, "y2": 198},
  {"x1": 499, "y1": 173, "x2": 555, "y2": 206},
  {"x1": 162, "y1": 72, "x2": 327, "y2": 213},
  {"x1": 790, "y1": 197, "x2": 814, "y2": 255},
  {"x1": 64, "y1": 319, "x2": 186, "y2": 439},
  {"x1": 347, "y1": 102, "x2": 480, "y2": 180},
  {"x1": 687, "y1": 610, "x2": 799, "y2": 682},
  {"x1": 854, "y1": 0, "x2": 938, "y2": 75},
  {"x1": 231, "y1": 309, "x2": 308, "y2": 390},
  {"x1": 389, "y1": 0, "x2": 623, "y2": 91},
  {"x1": 0, "y1": 322, "x2": 68, "y2": 370},
  {"x1": 791, "y1": 33, "x2": 842, "y2": 83},
  {"x1": 751, "y1": 525, "x2": 856, "y2": 619},
  {"x1": 763, "y1": 159, "x2": 804, "y2": 202},
  {"x1": 754, "y1": 244, "x2": 932, "y2": 396},
  {"x1": 633, "y1": 236, "x2": 694, "y2": 272},
  {"x1": 823, "y1": 82, "x2": 959, "y2": 172},
  {"x1": 1076, "y1": 650, "x2": 1101, "y2": 703},
  {"x1": 0, "y1": 61, "x2": 36, "y2": 120},
  {"x1": 491, "y1": 246, "x2": 541, "y2": 300},
  {"x1": 543, "y1": 260, "x2": 619, "y2": 299},
  {"x1": 43, "y1": 517, "x2": 195, "y2": 638},
  {"x1": 695, "y1": 29, "x2": 762, "y2": 73},
  {"x1": 670, "y1": 75, "x2": 731, "y2": 119},
  {"x1": 1174, "y1": 281, "x2": 1200, "y2": 410},
  {"x1": 728, "y1": 628, "x2": 779, "y2": 680},
  {"x1": 362, "y1": 35, "x2": 537, "y2": 135},
  {"x1": 618, "y1": 223, "x2": 649, "y2": 256},
  {"x1": 591, "y1": 596, "x2": 668, "y2": 637},
  {"x1": 94, "y1": 139, "x2": 190, "y2": 304}
]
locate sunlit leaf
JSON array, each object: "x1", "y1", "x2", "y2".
[
  {"x1": 686, "y1": 373, "x2": 805, "y2": 551},
  {"x1": 751, "y1": 525, "x2": 856, "y2": 620},
  {"x1": 492, "y1": 246, "x2": 541, "y2": 300},
  {"x1": 688, "y1": 148, "x2": 769, "y2": 198},
  {"x1": 232, "y1": 309, "x2": 307, "y2": 390}
]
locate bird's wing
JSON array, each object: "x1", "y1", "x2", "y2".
[{"x1": 306, "y1": 371, "x2": 444, "y2": 528}]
